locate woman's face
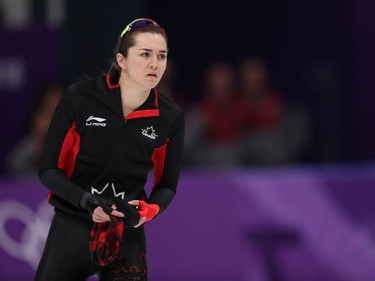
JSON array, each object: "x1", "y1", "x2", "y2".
[{"x1": 122, "y1": 32, "x2": 168, "y2": 91}]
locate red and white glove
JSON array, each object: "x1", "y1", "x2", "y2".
[{"x1": 138, "y1": 200, "x2": 160, "y2": 221}]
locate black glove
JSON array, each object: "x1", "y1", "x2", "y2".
[
  {"x1": 114, "y1": 198, "x2": 140, "y2": 227},
  {"x1": 80, "y1": 192, "x2": 114, "y2": 215}
]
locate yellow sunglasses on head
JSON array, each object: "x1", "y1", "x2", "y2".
[{"x1": 120, "y1": 18, "x2": 165, "y2": 37}]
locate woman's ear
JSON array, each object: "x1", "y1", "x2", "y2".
[{"x1": 116, "y1": 53, "x2": 126, "y2": 70}]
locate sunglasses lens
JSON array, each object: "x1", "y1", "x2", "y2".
[{"x1": 131, "y1": 20, "x2": 152, "y2": 29}]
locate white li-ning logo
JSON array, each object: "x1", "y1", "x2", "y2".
[
  {"x1": 86, "y1": 116, "x2": 106, "y2": 127},
  {"x1": 141, "y1": 126, "x2": 158, "y2": 139}
]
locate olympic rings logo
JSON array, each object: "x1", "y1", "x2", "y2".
[{"x1": 0, "y1": 199, "x2": 53, "y2": 269}]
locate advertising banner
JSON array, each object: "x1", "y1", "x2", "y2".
[{"x1": 0, "y1": 166, "x2": 375, "y2": 280}]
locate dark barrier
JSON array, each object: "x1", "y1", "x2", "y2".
[{"x1": 1, "y1": 165, "x2": 375, "y2": 281}]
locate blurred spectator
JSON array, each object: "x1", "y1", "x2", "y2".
[
  {"x1": 5, "y1": 83, "x2": 63, "y2": 176},
  {"x1": 238, "y1": 57, "x2": 282, "y2": 132},
  {"x1": 236, "y1": 56, "x2": 286, "y2": 165},
  {"x1": 184, "y1": 61, "x2": 245, "y2": 167},
  {"x1": 237, "y1": 56, "x2": 309, "y2": 165},
  {"x1": 184, "y1": 57, "x2": 310, "y2": 168}
]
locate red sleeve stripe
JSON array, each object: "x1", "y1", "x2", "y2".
[
  {"x1": 151, "y1": 138, "x2": 169, "y2": 187},
  {"x1": 47, "y1": 192, "x2": 53, "y2": 201},
  {"x1": 58, "y1": 122, "x2": 80, "y2": 177}
]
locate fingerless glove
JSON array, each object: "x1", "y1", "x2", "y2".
[
  {"x1": 80, "y1": 192, "x2": 113, "y2": 215},
  {"x1": 138, "y1": 200, "x2": 160, "y2": 221},
  {"x1": 114, "y1": 198, "x2": 140, "y2": 227}
]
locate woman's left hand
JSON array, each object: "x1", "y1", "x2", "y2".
[{"x1": 128, "y1": 200, "x2": 147, "y2": 228}]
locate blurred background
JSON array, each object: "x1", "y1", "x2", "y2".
[{"x1": 0, "y1": 0, "x2": 374, "y2": 280}]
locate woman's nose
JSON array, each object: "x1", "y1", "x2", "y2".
[{"x1": 149, "y1": 56, "x2": 157, "y2": 69}]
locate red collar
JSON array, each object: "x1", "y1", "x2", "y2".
[
  {"x1": 105, "y1": 74, "x2": 160, "y2": 120},
  {"x1": 106, "y1": 74, "x2": 120, "y2": 90}
]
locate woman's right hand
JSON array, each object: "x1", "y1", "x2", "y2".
[{"x1": 80, "y1": 192, "x2": 125, "y2": 222}]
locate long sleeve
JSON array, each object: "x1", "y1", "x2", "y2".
[
  {"x1": 148, "y1": 109, "x2": 185, "y2": 212},
  {"x1": 38, "y1": 87, "x2": 85, "y2": 207}
]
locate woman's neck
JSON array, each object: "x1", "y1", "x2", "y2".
[{"x1": 118, "y1": 78, "x2": 150, "y2": 117}]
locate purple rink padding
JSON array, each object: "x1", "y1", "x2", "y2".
[{"x1": 0, "y1": 164, "x2": 375, "y2": 281}]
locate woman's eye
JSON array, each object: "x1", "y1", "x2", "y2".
[
  {"x1": 141, "y1": 53, "x2": 150, "y2": 57},
  {"x1": 158, "y1": 54, "x2": 167, "y2": 60}
]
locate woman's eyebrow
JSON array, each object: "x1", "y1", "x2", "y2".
[{"x1": 138, "y1": 48, "x2": 168, "y2": 53}]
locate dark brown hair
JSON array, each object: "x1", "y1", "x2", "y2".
[{"x1": 108, "y1": 24, "x2": 168, "y2": 83}]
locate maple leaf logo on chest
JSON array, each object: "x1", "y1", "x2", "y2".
[{"x1": 141, "y1": 126, "x2": 158, "y2": 140}]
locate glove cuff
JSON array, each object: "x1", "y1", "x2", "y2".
[
  {"x1": 79, "y1": 192, "x2": 91, "y2": 209},
  {"x1": 139, "y1": 201, "x2": 160, "y2": 221}
]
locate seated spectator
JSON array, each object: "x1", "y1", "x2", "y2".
[
  {"x1": 237, "y1": 56, "x2": 291, "y2": 165},
  {"x1": 184, "y1": 57, "x2": 310, "y2": 168},
  {"x1": 184, "y1": 62, "x2": 245, "y2": 167},
  {"x1": 238, "y1": 57, "x2": 283, "y2": 132}
]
